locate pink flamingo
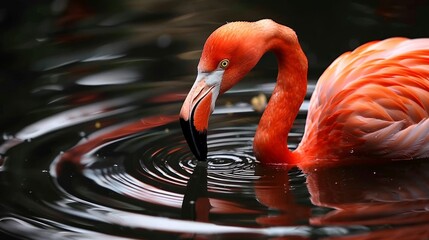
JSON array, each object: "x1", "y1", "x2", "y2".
[{"x1": 179, "y1": 19, "x2": 429, "y2": 167}]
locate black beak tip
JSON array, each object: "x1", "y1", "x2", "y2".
[{"x1": 180, "y1": 117, "x2": 207, "y2": 161}]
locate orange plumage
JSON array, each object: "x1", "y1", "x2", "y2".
[{"x1": 297, "y1": 37, "x2": 429, "y2": 165}]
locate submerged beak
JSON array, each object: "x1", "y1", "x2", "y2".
[{"x1": 180, "y1": 72, "x2": 221, "y2": 161}]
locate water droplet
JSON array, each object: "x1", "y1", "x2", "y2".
[
  {"x1": 373, "y1": 171, "x2": 376, "y2": 175},
  {"x1": 350, "y1": 149, "x2": 354, "y2": 154}
]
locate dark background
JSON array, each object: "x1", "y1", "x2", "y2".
[{"x1": 1, "y1": 0, "x2": 429, "y2": 131}]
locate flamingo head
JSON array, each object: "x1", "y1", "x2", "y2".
[{"x1": 180, "y1": 20, "x2": 273, "y2": 161}]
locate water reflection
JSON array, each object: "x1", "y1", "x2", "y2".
[
  {"x1": 181, "y1": 161, "x2": 210, "y2": 221},
  {"x1": 253, "y1": 160, "x2": 429, "y2": 239},
  {"x1": 304, "y1": 160, "x2": 429, "y2": 227},
  {"x1": 254, "y1": 166, "x2": 311, "y2": 226}
]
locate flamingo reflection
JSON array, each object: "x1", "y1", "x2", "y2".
[{"x1": 257, "y1": 160, "x2": 429, "y2": 239}]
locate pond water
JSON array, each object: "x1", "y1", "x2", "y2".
[{"x1": 1, "y1": 1, "x2": 429, "y2": 239}]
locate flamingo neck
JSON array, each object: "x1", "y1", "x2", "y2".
[{"x1": 253, "y1": 27, "x2": 308, "y2": 164}]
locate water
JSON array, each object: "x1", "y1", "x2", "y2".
[{"x1": 2, "y1": 1, "x2": 429, "y2": 239}]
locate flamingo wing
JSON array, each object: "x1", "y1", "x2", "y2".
[{"x1": 299, "y1": 38, "x2": 429, "y2": 161}]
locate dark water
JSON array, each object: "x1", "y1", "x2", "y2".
[{"x1": 1, "y1": 1, "x2": 429, "y2": 239}]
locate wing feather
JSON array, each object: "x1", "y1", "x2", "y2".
[{"x1": 298, "y1": 38, "x2": 429, "y2": 160}]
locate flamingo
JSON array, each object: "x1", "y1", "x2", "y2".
[{"x1": 179, "y1": 19, "x2": 429, "y2": 166}]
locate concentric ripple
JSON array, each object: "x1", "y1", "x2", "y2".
[
  {"x1": 0, "y1": 83, "x2": 374, "y2": 239},
  {"x1": 3, "y1": 80, "x2": 429, "y2": 239},
  {"x1": 59, "y1": 120, "x2": 267, "y2": 219}
]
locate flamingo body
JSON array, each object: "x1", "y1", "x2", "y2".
[
  {"x1": 297, "y1": 38, "x2": 429, "y2": 164},
  {"x1": 179, "y1": 19, "x2": 429, "y2": 166}
]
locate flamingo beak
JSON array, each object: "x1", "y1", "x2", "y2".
[{"x1": 180, "y1": 72, "x2": 221, "y2": 161}]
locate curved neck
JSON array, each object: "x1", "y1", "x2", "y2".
[{"x1": 253, "y1": 26, "x2": 308, "y2": 164}]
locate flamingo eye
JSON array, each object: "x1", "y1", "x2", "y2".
[{"x1": 218, "y1": 59, "x2": 230, "y2": 69}]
